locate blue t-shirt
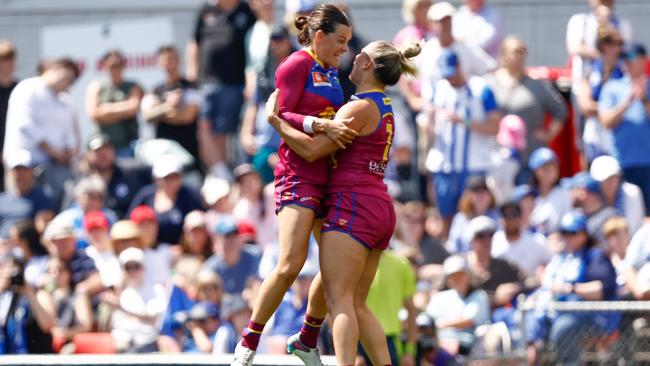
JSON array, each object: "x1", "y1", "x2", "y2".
[
  {"x1": 202, "y1": 245, "x2": 261, "y2": 295},
  {"x1": 598, "y1": 76, "x2": 650, "y2": 168},
  {"x1": 270, "y1": 292, "x2": 307, "y2": 337},
  {"x1": 128, "y1": 184, "x2": 203, "y2": 244}
]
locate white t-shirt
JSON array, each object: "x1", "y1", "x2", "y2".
[
  {"x1": 144, "y1": 244, "x2": 173, "y2": 287},
  {"x1": 25, "y1": 255, "x2": 49, "y2": 288},
  {"x1": 3, "y1": 77, "x2": 78, "y2": 165},
  {"x1": 426, "y1": 287, "x2": 490, "y2": 347},
  {"x1": 85, "y1": 246, "x2": 122, "y2": 288},
  {"x1": 111, "y1": 282, "x2": 167, "y2": 347},
  {"x1": 452, "y1": 4, "x2": 504, "y2": 58},
  {"x1": 622, "y1": 182, "x2": 645, "y2": 236},
  {"x1": 622, "y1": 223, "x2": 650, "y2": 271},
  {"x1": 491, "y1": 230, "x2": 552, "y2": 277},
  {"x1": 530, "y1": 186, "x2": 573, "y2": 235}
]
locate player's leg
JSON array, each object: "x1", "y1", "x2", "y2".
[
  {"x1": 354, "y1": 248, "x2": 392, "y2": 366},
  {"x1": 320, "y1": 231, "x2": 369, "y2": 365}
]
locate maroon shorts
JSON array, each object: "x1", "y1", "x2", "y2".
[
  {"x1": 274, "y1": 175, "x2": 326, "y2": 217},
  {"x1": 321, "y1": 192, "x2": 396, "y2": 250}
]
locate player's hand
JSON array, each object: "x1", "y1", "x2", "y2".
[
  {"x1": 265, "y1": 89, "x2": 280, "y2": 122},
  {"x1": 320, "y1": 118, "x2": 358, "y2": 148}
]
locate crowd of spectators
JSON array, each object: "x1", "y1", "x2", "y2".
[{"x1": 0, "y1": 0, "x2": 649, "y2": 364}]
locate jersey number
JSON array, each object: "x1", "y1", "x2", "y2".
[{"x1": 382, "y1": 114, "x2": 394, "y2": 161}]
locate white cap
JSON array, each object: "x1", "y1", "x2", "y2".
[
  {"x1": 443, "y1": 255, "x2": 468, "y2": 276},
  {"x1": 184, "y1": 210, "x2": 206, "y2": 230},
  {"x1": 466, "y1": 215, "x2": 496, "y2": 242},
  {"x1": 119, "y1": 247, "x2": 144, "y2": 266},
  {"x1": 427, "y1": 2, "x2": 455, "y2": 21},
  {"x1": 202, "y1": 176, "x2": 231, "y2": 206},
  {"x1": 152, "y1": 155, "x2": 184, "y2": 179},
  {"x1": 6, "y1": 149, "x2": 34, "y2": 170},
  {"x1": 590, "y1": 155, "x2": 622, "y2": 182},
  {"x1": 44, "y1": 217, "x2": 75, "y2": 241}
]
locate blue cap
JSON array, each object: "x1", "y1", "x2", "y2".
[
  {"x1": 622, "y1": 42, "x2": 647, "y2": 61},
  {"x1": 214, "y1": 215, "x2": 239, "y2": 236},
  {"x1": 528, "y1": 147, "x2": 558, "y2": 170},
  {"x1": 188, "y1": 301, "x2": 220, "y2": 321},
  {"x1": 438, "y1": 48, "x2": 459, "y2": 79},
  {"x1": 559, "y1": 212, "x2": 588, "y2": 233},
  {"x1": 512, "y1": 184, "x2": 538, "y2": 203}
]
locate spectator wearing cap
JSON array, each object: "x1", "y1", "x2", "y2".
[
  {"x1": 0, "y1": 148, "x2": 56, "y2": 236},
  {"x1": 202, "y1": 176, "x2": 232, "y2": 232},
  {"x1": 418, "y1": 2, "x2": 496, "y2": 109},
  {"x1": 130, "y1": 205, "x2": 175, "y2": 287},
  {"x1": 488, "y1": 114, "x2": 526, "y2": 206},
  {"x1": 3, "y1": 58, "x2": 80, "y2": 206},
  {"x1": 109, "y1": 220, "x2": 143, "y2": 256},
  {"x1": 528, "y1": 212, "x2": 618, "y2": 365},
  {"x1": 590, "y1": 155, "x2": 644, "y2": 234},
  {"x1": 213, "y1": 294, "x2": 251, "y2": 354},
  {"x1": 528, "y1": 147, "x2": 573, "y2": 235},
  {"x1": 463, "y1": 216, "x2": 526, "y2": 309},
  {"x1": 83, "y1": 210, "x2": 121, "y2": 289},
  {"x1": 187, "y1": 0, "x2": 256, "y2": 181},
  {"x1": 425, "y1": 47, "x2": 501, "y2": 234},
  {"x1": 0, "y1": 40, "x2": 18, "y2": 193},
  {"x1": 56, "y1": 175, "x2": 118, "y2": 250},
  {"x1": 239, "y1": 26, "x2": 289, "y2": 185},
  {"x1": 182, "y1": 301, "x2": 222, "y2": 353},
  {"x1": 141, "y1": 46, "x2": 201, "y2": 171},
  {"x1": 447, "y1": 176, "x2": 498, "y2": 254},
  {"x1": 511, "y1": 184, "x2": 538, "y2": 234},
  {"x1": 579, "y1": 26, "x2": 625, "y2": 163},
  {"x1": 232, "y1": 164, "x2": 277, "y2": 248},
  {"x1": 128, "y1": 156, "x2": 203, "y2": 245},
  {"x1": 79, "y1": 133, "x2": 151, "y2": 219},
  {"x1": 572, "y1": 174, "x2": 618, "y2": 245},
  {"x1": 485, "y1": 35, "x2": 567, "y2": 163},
  {"x1": 426, "y1": 255, "x2": 489, "y2": 356},
  {"x1": 180, "y1": 210, "x2": 213, "y2": 261},
  {"x1": 103, "y1": 247, "x2": 166, "y2": 353},
  {"x1": 85, "y1": 50, "x2": 143, "y2": 158},
  {"x1": 452, "y1": 0, "x2": 504, "y2": 58},
  {"x1": 202, "y1": 216, "x2": 261, "y2": 296},
  {"x1": 599, "y1": 42, "x2": 650, "y2": 214},
  {"x1": 492, "y1": 202, "x2": 552, "y2": 278}
]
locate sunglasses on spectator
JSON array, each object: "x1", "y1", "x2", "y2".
[
  {"x1": 474, "y1": 231, "x2": 494, "y2": 240},
  {"x1": 124, "y1": 263, "x2": 143, "y2": 272}
]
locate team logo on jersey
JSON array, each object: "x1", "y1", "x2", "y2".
[
  {"x1": 383, "y1": 97, "x2": 392, "y2": 105},
  {"x1": 311, "y1": 72, "x2": 332, "y2": 87},
  {"x1": 337, "y1": 218, "x2": 348, "y2": 227}
]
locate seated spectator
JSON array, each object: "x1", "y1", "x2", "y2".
[
  {"x1": 590, "y1": 155, "x2": 645, "y2": 235},
  {"x1": 527, "y1": 212, "x2": 618, "y2": 365},
  {"x1": 83, "y1": 211, "x2": 121, "y2": 289},
  {"x1": 511, "y1": 184, "x2": 538, "y2": 234},
  {"x1": 85, "y1": 50, "x2": 143, "y2": 158},
  {"x1": 57, "y1": 175, "x2": 118, "y2": 250},
  {"x1": 202, "y1": 176, "x2": 232, "y2": 231},
  {"x1": 195, "y1": 270, "x2": 224, "y2": 309},
  {"x1": 0, "y1": 149, "x2": 56, "y2": 236},
  {"x1": 528, "y1": 148, "x2": 572, "y2": 235},
  {"x1": 180, "y1": 210, "x2": 213, "y2": 261},
  {"x1": 80, "y1": 134, "x2": 150, "y2": 218},
  {"x1": 426, "y1": 255, "x2": 490, "y2": 356},
  {"x1": 0, "y1": 250, "x2": 55, "y2": 354},
  {"x1": 8, "y1": 220, "x2": 49, "y2": 288},
  {"x1": 618, "y1": 221, "x2": 650, "y2": 300},
  {"x1": 414, "y1": 313, "x2": 459, "y2": 366},
  {"x1": 130, "y1": 206, "x2": 175, "y2": 287},
  {"x1": 395, "y1": 202, "x2": 448, "y2": 274},
  {"x1": 579, "y1": 26, "x2": 624, "y2": 163},
  {"x1": 447, "y1": 177, "x2": 498, "y2": 254},
  {"x1": 142, "y1": 45, "x2": 201, "y2": 171},
  {"x1": 103, "y1": 247, "x2": 166, "y2": 353},
  {"x1": 109, "y1": 220, "x2": 143, "y2": 255},
  {"x1": 129, "y1": 157, "x2": 203, "y2": 245},
  {"x1": 464, "y1": 216, "x2": 526, "y2": 308},
  {"x1": 265, "y1": 265, "x2": 316, "y2": 354},
  {"x1": 602, "y1": 216, "x2": 631, "y2": 295},
  {"x1": 598, "y1": 42, "x2": 650, "y2": 216},
  {"x1": 213, "y1": 294, "x2": 250, "y2": 354},
  {"x1": 202, "y1": 216, "x2": 261, "y2": 296},
  {"x1": 488, "y1": 115, "x2": 526, "y2": 206},
  {"x1": 492, "y1": 202, "x2": 552, "y2": 279},
  {"x1": 572, "y1": 174, "x2": 617, "y2": 246},
  {"x1": 181, "y1": 301, "x2": 222, "y2": 353},
  {"x1": 232, "y1": 164, "x2": 277, "y2": 248},
  {"x1": 452, "y1": 0, "x2": 504, "y2": 58}
]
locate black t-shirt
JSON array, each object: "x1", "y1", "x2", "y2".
[
  {"x1": 106, "y1": 163, "x2": 151, "y2": 219},
  {"x1": 153, "y1": 79, "x2": 200, "y2": 162},
  {"x1": 0, "y1": 80, "x2": 17, "y2": 153},
  {"x1": 193, "y1": 1, "x2": 256, "y2": 84}
]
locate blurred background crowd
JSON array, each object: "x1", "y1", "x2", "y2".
[{"x1": 1, "y1": 0, "x2": 650, "y2": 364}]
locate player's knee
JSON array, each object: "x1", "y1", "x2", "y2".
[{"x1": 275, "y1": 261, "x2": 302, "y2": 283}]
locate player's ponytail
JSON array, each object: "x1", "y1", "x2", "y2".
[
  {"x1": 370, "y1": 40, "x2": 422, "y2": 86},
  {"x1": 295, "y1": 3, "x2": 350, "y2": 46}
]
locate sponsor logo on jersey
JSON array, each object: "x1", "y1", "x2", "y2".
[
  {"x1": 383, "y1": 97, "x2": 392, "y2": 106},
  {"x1": 337, "y1": 218, "x2": 348, "y2": 227},
  {"x1": 311, "y1": 71, "x2": 332, "y2": 87},
  {"x1": 318, "y1": 106, "x2": 337, "y2": 120},
  {"x1": 299, "y1": 196, "x2": 321, "y2": 204},
  {"x1": 369, "y1": 160, "x2": 387, "y2": 176}
]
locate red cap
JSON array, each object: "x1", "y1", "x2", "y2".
[
  {"x1": 236, "y1": 220, "x2": 257, "y2": 241},
  {"x1": 84, "y1": 210, "x2": 109, "y2": 231},
  {"x1": 130, "y1": 205, "x2": 158, "y2": 224}
]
